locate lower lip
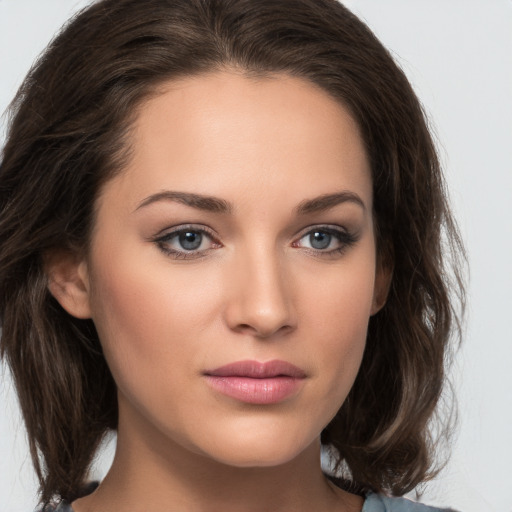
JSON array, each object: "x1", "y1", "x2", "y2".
[{"x1": 204, "y1": 375, "x2": 304, "y2": 404}]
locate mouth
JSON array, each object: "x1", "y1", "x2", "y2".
[
  {"x1": 203, "y1": 360, "x2": 306, "y2": 404},
  {"x1": 204, "y1": 359, "x2": 307, "y2": 379}
]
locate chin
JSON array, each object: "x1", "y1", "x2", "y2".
[
  {"x1": 193, "y1": 427, "x2": 316, "y2": 469},
  {"x1": 210, "y1": 450, "x2": 305, "y2": 470}
]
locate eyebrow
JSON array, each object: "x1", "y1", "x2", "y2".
[
  {"x1": 295, "y1": 191, "x2": 366, "y2": 215},
  {"x1": 135, "y1": 191, "x2": 232, "y2": 213},
  {"x1": 135, "y1": 189, "x2": 365, "y2": 215}
]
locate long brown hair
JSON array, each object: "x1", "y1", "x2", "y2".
[{"x1": 0, "y1": 0, "x2": 466, "y2": 505}]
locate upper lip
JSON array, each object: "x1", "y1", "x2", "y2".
[{"x1": 204, "y1": 359, "x2": 306, "y2": 378}]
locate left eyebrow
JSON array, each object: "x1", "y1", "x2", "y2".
[{"x1": 295, "y1": 191, "x2": 366, "y2": 215}]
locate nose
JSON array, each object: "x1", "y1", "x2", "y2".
[{"x1": 223, "y1": 247, "x2": 297, "y2": 339}]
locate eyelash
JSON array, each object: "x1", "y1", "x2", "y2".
[
  {"x1": 153, "y1": 224, "x2": 220, "y2": 260},
  {"x1": 152, "y1": 224, "x2": 358, "y2": 260},
  {"x1": 292, "y1": 225, "x2": 359, "y2": 257}
]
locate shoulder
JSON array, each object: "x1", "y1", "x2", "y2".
[{"x1": 363, "y1": 493, "x2": 460, "y2": 512}]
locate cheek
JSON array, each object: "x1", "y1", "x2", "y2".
[
  {"x1": 303, "y1": 240, "x2": 376, "y2": 341},
  {"x1": 299, "y1": 249, "x2": 376, "y2": 411},
  {"x1": 90, "y1": 228, "x2": 216, "y2": 325},
  {"x1": 86, "y1": 241, "x2": 235, "y2": 407}
]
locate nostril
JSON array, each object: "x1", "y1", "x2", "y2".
[{"x1": 235, "y1": 323, "x2": 294, "y2": 339}]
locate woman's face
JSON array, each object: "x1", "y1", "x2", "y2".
[{"x1": 66, "y1": 71, "x2": 388, "y2": 467}]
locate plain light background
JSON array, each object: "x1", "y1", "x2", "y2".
[{"x1": 1, "y1": 1, "x2": 511, "y2": 511}]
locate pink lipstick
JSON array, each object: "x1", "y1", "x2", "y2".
[{"x1": 203, "y1": 360, "x2": 306, "y2": 404}]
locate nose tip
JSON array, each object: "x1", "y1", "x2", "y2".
[
  {"x1": 233, "y1": 311, "x2": 294, "y2": 339},
  {"x1": 229, "y1": 303, "x2": 295, "y2": 339},
  {"x1": 223, "y1": 254, "x2": 296, "y2": 339}
]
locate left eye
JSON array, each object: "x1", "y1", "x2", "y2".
[{"x1": 295, "y1": 227, "x2": 356, "y2": 253}]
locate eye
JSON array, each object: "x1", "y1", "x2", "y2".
[
  {"x1": 293, "y1": 226, "x2": 358, "y2": 256},
  {"x1": 153, "y1": 225, "x2": 220, "y2": 259}
]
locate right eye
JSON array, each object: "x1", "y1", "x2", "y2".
[{"x1": 153, "y1": 225, "x2": 221, "y2": 259}]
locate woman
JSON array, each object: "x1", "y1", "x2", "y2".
[{"x1": 0, "y1": 0, "x2": 465, "y2": 510}]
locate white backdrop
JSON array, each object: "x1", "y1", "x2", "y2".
[{"x1": 1, "y1": 1, "x2": 511, "y2": 511}]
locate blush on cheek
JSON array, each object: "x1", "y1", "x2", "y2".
[{"x1": 311, "y1": 280, "x2": 374, "y2": 409}]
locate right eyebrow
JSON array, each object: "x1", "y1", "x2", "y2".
[{"x1": 134, "y1": 190, "x2": 232, "y2": 214}]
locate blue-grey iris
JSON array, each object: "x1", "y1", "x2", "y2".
[
  {"x1": 179, "y1": 231, "x2": 202, "y2": 250},
  {"x1": 310, "y1": 231, "x2": 331, "y2": 249}
]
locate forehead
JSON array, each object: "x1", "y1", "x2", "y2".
[{"x1": 97, "y1": 70, "x2": 372, "y2": 214}]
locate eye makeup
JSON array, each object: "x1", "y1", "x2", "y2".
[
  {"x1": 152, "y1": 224, "x2": 222, "y2": 260},
  {"x1": 293, "y1": 224, "x2": 360, "y2": 258},
  {"x1": 151, "y1": 222, "x2": 360, "y2": 261}
]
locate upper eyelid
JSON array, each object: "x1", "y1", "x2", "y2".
[
  {"x1": 294, "y1": 223, "x2": 350, "y2": 238},
  {"x1": 154, "y1": 224, "x2": 218, "y2": 240},
  {"x1": 293, "y1": 224, "x2": 359, "y2": 248}
]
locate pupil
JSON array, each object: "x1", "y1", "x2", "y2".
[
  {"x1": 179, "y1": 231, "x2": 202, "y2": 250},
  {"x1": 310, "y1": 231, "x2": 331, "y2": 250}
]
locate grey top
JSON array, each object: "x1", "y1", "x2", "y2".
[
  {"x1": 42, "y1": 492, "x2": 457, "y2": 511},
  {"x1": 363, "y1": 493, "x2": 457, "y2": 511}
]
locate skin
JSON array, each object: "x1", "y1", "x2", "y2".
[{"x1": 48, "y1": 70, "x2": 390, "y2": 512}]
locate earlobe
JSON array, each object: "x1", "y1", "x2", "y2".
[
  {"x1": 44, "y1": 250, "x2": 92, "y2": 319},
  {"x1": 371, "y1": 263, "x2": 393, "y2": 316}
]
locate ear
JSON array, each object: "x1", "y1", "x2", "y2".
[
  {"x1": 44, "y1": 249, "x2": 92, "y2": 319},
  {"x1": 370, "y1": 261, "x2": 393, "y2": 316}
]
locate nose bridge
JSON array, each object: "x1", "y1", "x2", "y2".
[{"x1": 225, "y1": 240, "x2": 295, "y2": 338}]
